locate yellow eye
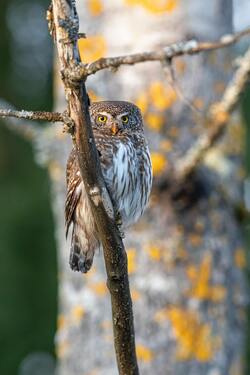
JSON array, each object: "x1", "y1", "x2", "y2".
[
  {"x1": 97, "y1": 115, "x2": 107, "y2": 123},
  {"x1": 121, "y1": 115, "x2": 129, "y2": 124}
]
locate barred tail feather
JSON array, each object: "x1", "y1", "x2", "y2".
[{"x1": 69, "y1": 225, "x2": 98, "y2": 273}]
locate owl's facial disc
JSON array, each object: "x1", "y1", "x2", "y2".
[{"x1": 94, "y1": 109, "x2": 133, "y2": 135}]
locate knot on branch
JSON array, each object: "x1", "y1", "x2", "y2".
[
  {"x1": 62, "y1": 110, "x2": 75, "y2": 136},
  {"x1": 62, "y1": 63, "x2": 87, "y2": 86}
]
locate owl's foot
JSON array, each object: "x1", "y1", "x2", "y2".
[{"x1": 69, "y1": 245, "x2": 93, "y2": 273}]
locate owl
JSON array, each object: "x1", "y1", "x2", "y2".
[{"x1": 65, "y1": 101, "x2": 152, "y2": 273}]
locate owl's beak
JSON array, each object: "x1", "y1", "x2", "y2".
[{"x1": 111, "y1": 123, "x2": 119, "y2": 135}]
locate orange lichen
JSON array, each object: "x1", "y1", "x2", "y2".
[
  {"x1": 146, "y1": 112, "x2": 165, "y2": 131},
  {"x1": 166, "y1": 307, "x2": 220, "y2": 361},
  {"x1": 87, "y1": 0, "x2": 104, "y2": 16},
  {"x1": 149, "y1": 82, "x2": 177, "y2": 110},
  {"x1": 154, "y1": 308, "x2": 169, "y2": 323},
  {"x1": 91, "y1": 281, "x2": 107, "y2": 296},
  {"x1": 78, "y1": 35, "x2": 107, "y2": 63},
  {"x1": 131, "y1": 289, "x2": 141, "y2": 301},
  {"x1": 151, "y1": 152, "x2": 167, "y2": 175},
  {"x1": 210, "y1": 104, "x2": 229, "y2": 124},
  {"x1": 187, "y1": 253, "x2": 226, "y2": 302},
  {"x1": 147, "y1": 245, "x2": 161, "y2": 261},
  {"x1": 48, "y1": 161, "x2": 63, "y2": 181},
  {"x1": 136, "y1": 344, "x2": 154, "y2": 362},
  {"x1": 88, "y1": 89, "x2": 103, "y2": 103},
  {"x1": 135, "y1": 92, "x2": 149, "y2": 114},
  {"x1": 71, "y1": 305, "x2": 85, "y2": 323},
  {"x1": 125, "y1": 0, "x2": 178, "y2": 13},
  {"x1": 234, "y1": 248, "x2": 247, "y2": 269},
  {"x1": 127, "y1": 248, "x2": 137, "y2": 274},
  {"x1": 57, "y1": 314, "x2": 66, "y2": 330},
  {"x1": 56, "y1": 340, "x2": 69, "y2": 358}
]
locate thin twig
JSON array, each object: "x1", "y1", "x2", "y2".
[
  {"x1": 175, "y1": 46, "x2": 250, "y2": 180},
  {"x1": 66, "y1": 26, "x2": 250, "y2": 80},
  {"x1": 0, "y1": 108, "x2": 65, "y2": 123},
  {"x1": 0, "y1": 99, "x2": 41, "y2": 140},
  {"x1": 51, "y1": 1, "x2": 139, "y2": 374}
]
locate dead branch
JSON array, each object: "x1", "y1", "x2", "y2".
[
  {"x1": 51, "y1": 1, "x2": 139, "y2": 374},
  {"x1": 0, "y1": 108, "x2": 65, "y2": 123},
  {"x1": 0, "y1": 99, "x2": 42, "y2": 140},
  {"x1": 175, "y1": 46, "x2": 250, "y2": 180},
  {"x1": 65, "y1": 26, "x2": 250, "y2": 80}
]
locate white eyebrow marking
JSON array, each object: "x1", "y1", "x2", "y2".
[
  {"x1": 97, "y1": 111, "x2": 110, "y2": 117},
  {"x1": 117, "y1": 112, "x2": 129, "y2": 119}
]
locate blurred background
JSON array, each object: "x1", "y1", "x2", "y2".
[
  {"x1": 0, "y1": 0, "x2": 57, "y2": 374},
  {"x1": 0, "y1": 0, "x2": 250, "y2": 374}
]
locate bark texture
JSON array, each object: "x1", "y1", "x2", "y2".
[{"x1": 37, "y1": 1, "x2": 247, "y2": 374}]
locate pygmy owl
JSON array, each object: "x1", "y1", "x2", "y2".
[{"x1": 65, "y1": 101, "x2": 152, "y2": 273}]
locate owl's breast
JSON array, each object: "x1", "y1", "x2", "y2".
[{"x1": 100, "y1": 138, "x2": 152, "y2": 228}]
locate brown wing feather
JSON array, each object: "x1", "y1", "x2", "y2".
[
  {"x1": 65, "y1": 149, "x2": 81, "y2": 237},
  {"x1": 65, "y1": 132, "x2": 118, "y2": 237}
]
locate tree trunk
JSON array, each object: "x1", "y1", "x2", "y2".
[{"x1": 42, "y1": 1, "x2": 246, "y2": 374}]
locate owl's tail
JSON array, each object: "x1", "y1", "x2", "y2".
[{"x1": 69, "y1": 225, "x2": 99, "y2": 273}]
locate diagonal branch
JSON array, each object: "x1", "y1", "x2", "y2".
[
  {"x1": 65, "y1": 26, "x2": 250, "y2": 80},
  {"x1": 51, "y1": 1, "x2": 139, "y2": 374},
  {"x1": 174, "y1": 46, "x2": 250, "y2": 181}
]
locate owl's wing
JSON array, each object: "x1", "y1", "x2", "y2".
[
  {"x1": 94, "y1": 132, "x2": 119, "y2": 187},
  {"x1": 65, "y1": 135, "x2": 119, "y2": 235},
  {"x1": 65, "y1": 149, "x2": 82, "y2": 237}
]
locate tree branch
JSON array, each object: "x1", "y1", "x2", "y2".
[
  {"x1": 66, "y1": 26, "x2": 250, "y2": 79},
  {"x1": 174, "y1": 46, "x2": 250, "y2": 180},
  {"x1": 51, "y1": 1, "x2": 139, "y2": 374},
  {"x1": 0, "y1": 108, "x2": 65, "y2": 123}
]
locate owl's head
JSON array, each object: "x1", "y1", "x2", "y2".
[{"x1": 90, "y1": 101, "x2": 143, "y2": 135}]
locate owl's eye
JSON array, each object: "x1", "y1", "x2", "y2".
[
  {"x1": 97, "y1": 115, "x2": 107, "y2": 123},
  {"x1": 121, "y1": 115, "x2": 129, "y2": 124}
]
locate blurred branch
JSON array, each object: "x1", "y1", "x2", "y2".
[
  {"x1": 0, "y1": 104, "x2": 76, "y2": 136},
  {"x1": 0, "y1": 108, "x2": 65, "y2": 123},
  {"x1": 175, "y1": 46, "x2": 250, "y2": 180},
  {"x1": 51, "y1": 1, "x2": 139, "y2": 374},
  {"x1": 66, "y1": 26, "x2": 250, "y2": 79},
  {"x1": 0, "y1": 99, "x2": 42, "y2": 140}
]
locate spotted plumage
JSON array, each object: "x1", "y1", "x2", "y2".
[{"x1": 65, "y1": 101, "x2": 152, "y2": 273}]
